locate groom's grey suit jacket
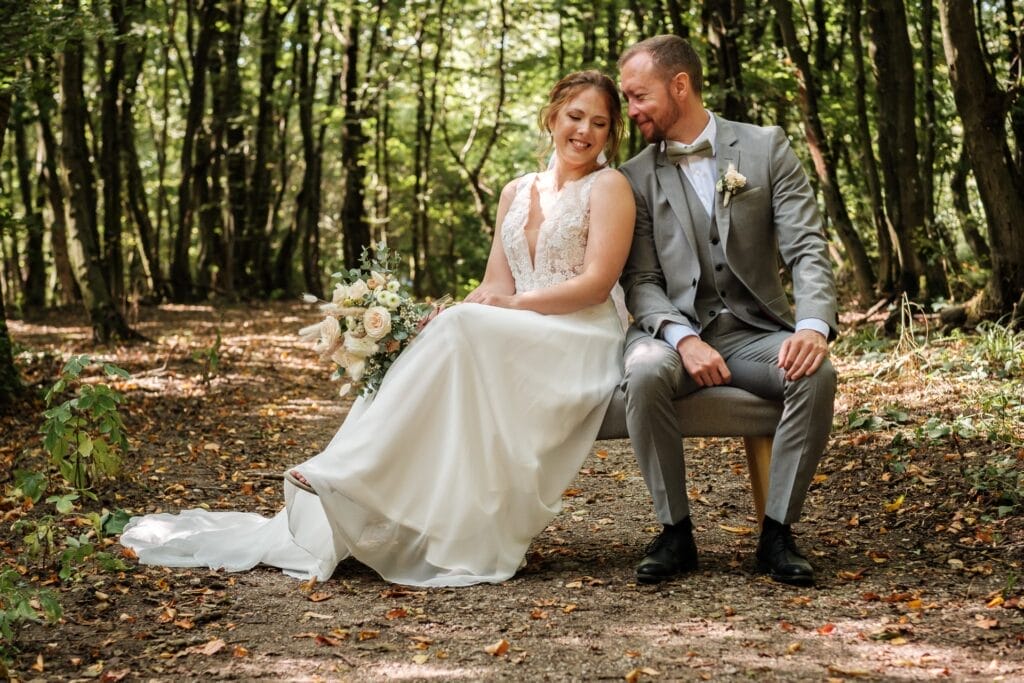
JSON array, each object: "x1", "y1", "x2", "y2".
[{"x1": 619, "y1": 115, "x2": 838, "y2": 344}]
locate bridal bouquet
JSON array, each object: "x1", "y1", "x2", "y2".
[{"x1": 299, "y1": 245, "x2": 439, "y2": 398}]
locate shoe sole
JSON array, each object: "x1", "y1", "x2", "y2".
[{"x1": 756, "y1": 561, "x2": 814, "y2": 586}]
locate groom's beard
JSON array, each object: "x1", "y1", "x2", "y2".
[{"x1": 633, "y1": 99, "x2": 682, "y2": 144}]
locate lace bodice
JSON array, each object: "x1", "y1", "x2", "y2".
[{"x1": 502, "y1": 169, "x2": 609, "y2": 293}]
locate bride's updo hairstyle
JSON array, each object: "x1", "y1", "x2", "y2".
[{"x1": 539, "y1": 70, "x2": 624, "y2": 166}]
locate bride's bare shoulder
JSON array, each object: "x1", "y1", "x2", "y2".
[{"x1": 592, "y1": 167, "x2": 632, "y2": 196}]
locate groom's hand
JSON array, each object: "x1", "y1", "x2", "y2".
[
  {"x1": 778, "y1": 329, "x2": 828, "y2": 381},
  {"x1": 677, "y1": 336, "x2": 731, "y2": 387}
]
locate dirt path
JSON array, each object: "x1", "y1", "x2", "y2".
[{"x1": 3, "y1": 303, "x2": 1022, "y2": 681}]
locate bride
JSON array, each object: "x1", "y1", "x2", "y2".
[{"x1": 120, "y1": 70, "x2": 636, "y2": 587}]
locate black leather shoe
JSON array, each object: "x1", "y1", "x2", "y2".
[
  {"x1": 756, "y1": 516, "x2": 814, "y2": 586},
  {"x1": 636, "y1": 518, "x2": 698, "y2": 584}
]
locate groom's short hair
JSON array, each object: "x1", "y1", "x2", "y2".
[{"x1": 619, "y1": 35, "x2": 703, "y2": 96}]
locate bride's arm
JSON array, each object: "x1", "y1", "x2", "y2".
[
  {"x1": 474, "y1": 170, "x2": 635, "y2": 315},
  {"x1": 463, "y1": 179, "x2": 518, "y2": 303}
]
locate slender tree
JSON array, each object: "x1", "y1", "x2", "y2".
[{"x1": 940, "y1": 0, "x2": 1024, "y2": 325}]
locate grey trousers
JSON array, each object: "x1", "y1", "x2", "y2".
[{"x1": 621, "y1": 314, "x2": 836, "y2": 525}]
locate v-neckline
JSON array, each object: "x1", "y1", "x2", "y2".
[{"x1": 521, "y1": 171, "x2": 593, "y2": 269}]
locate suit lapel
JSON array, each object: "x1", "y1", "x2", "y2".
[
  {"x1": 714, "y1": 115, "x2": 740, "y2": 255},
  {"x1": 655, "y1": 145, "x2": 699, "y2": 260}
]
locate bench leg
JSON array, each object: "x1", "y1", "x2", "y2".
[{"x1": 742, "y1": 436, "x2": 772, "y2": 528}]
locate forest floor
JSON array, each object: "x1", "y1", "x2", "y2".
[{"x1": 1, "y1": 302, "x2": 1023, "y2": 682}]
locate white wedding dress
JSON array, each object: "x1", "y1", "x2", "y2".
[{"x1": 120, "y1": 168, "x2": 625, "y2": 586}]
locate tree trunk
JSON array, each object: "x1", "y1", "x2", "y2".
[
  {"x1": 173, "y1": 0, "x2": 219, "y2": 300},
  {"x1": 940, "y1": 0, "x2": 1024, "y2": 324},
  {"x1": 773, "y1": 0, "x2": 875, "y2": 306},
  {"x1": 61, "y1": 0, "x2": 140, "y2": 342},
  {"x1": 950, "y1": 148, "x2": 990, "y2": 269},
  {"x1": 704, "y1": 0, "x2": 749, "y2": 121},
  {"x1": 0, "y1": 232, "x2": 20, "y2": 402},
  {"x1": 12, "y1": 97, "x2": 46, "y2": 308},
  {"x1": 99, "y1": 0, "x2": 128, "y2": 306},
  {"x1": 30, "y1": 57, "x2": 78, "y2": 305},
  {"x1": 339, "y1": 9, "x2": 371, "y2": 270},
  {"x1": 121, "y1": 0, "x2": 168, "y2": 300},
  {"x1": 865, "y1": 0, "x2": 926, "y2": 299},
  {"x1": 440, "y1": 0, "x2": 507, "y2": 236},
  {"x1": 243, "y1": 0, "x2": 294, "y2": 294},
  {"x1": 220, "y1": 0, "x2": 245, "y2": 298}
]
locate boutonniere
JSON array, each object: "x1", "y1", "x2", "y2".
[{"x1": 716, "y1": 163, "x2": 747, "y2": 207}]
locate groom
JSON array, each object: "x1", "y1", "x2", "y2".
[{"x1": 617, "y1": 35, "x2": 838, "y2": 586}]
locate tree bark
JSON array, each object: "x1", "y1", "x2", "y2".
[
  {"x1": 12, "y1": 97, "x2": 46, "y2": 307},
  {"x1": 950, "y1": 148, "x2": 990, "y2": 269},
  {"x1": 121, "y1": 0, "x2": 168, "y2": 300},
  {"x1": 940, "y1": 0, "x2": 1024, "y2": 324},
  {"x1": 30, "y1": 57, "x2": 78, "y2": 305},
  {"x1": 0, "y1": 90, "x2": 20, "y2": 404},
  {"x1": 61, "y1": 0, "x2": 140, "y2": 342},
  {"x1": 772, "y1": 0, "x2": 875, "y2": 305},
  {"x1": 865, "y1": 0, "x2": 926, "y2": 299},
  {"x1": 849, "y1": 0, "x2": 893, "y2": 297},
  {"x1": 172, "y1": 0, "x2": 219, "y2": 300},
  {"x1": 704, "y1": 0, "x2": 750, "y2": 121},
  {"x1": 220, "y1": 0, "x2": 245, "y2": 298},
  {"x1": 339, "y1": 8, "x2": 371, "y2": 270},
  {"x1": 99, "y1": 0, "x2": 128, "y2": 306}
]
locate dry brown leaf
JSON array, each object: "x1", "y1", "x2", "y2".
[
  {"x1": 786, "y1": 642, "x2": 802, "y2": 654},
  {"x1": 563, "y1": 603, "x2": 578, "y2": 613},
  {"x1": 484, "y1": 639, "x2": 510, "y2": 656},
  {"x1": 315, "y1": 634, "x2": 341, "y2": 646},
  {"x1": 194, "y1": 638, "x2": 227, "y2": 656},
  {"x1": 828, "y1": 665, "x2": 871, "y2": 677},
  {"x1": 100, "y1": 668, "x2": 131, "y2": 682},
  {"x1": 817, "y1": 623, "x2": 836, "y2": 635},
  {"x1": 884, "y1": 494, "x2": 905, "y2": 512},
  {"x1": 307, "y1": 591, "x2": 332, "y2": 602},
  {"x1": 624, "y1": 667, "x2": 660, "y2": 682},
  {"x1": 530, "y1": 608, "x2": 548, "y2": 620},
  {"x1": 31, "y1": 654, "x2": 45, "y2": 673},
  {"x1": 358, "y1": 630, "x2": 380, "y2": 641},
  {"x1": 974, "y1": 616, "x2": 999, "y2": 629},
  {"x1": 386, "y1": 607, "x2": 408, "y2": 619},
  {"x1": 232, "y1": 646, "x2": 248, "y2": 658},
  {"x1": 412, "y1": 654, "x2": 430, "y2": 664},
  {"x1": 718, "y1": 524, "x2": 754, "y2": 535}
]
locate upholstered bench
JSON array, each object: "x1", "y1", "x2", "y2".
[{"x1": 597, "y1": 386, "x2": 783, "y2": 523}]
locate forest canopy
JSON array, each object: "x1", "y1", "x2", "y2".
[{"x1": 0, "y1": 0, "x2": 1022, "y2": 348}]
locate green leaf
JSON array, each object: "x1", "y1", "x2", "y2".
[
  {"x1": 103, "y1": 363, "x2": 131, "y2": 379},
  {"x1": 46, "y1": 493, "x2": 79, "y2": 514},
  {"x1": 78, "y1": 434, "x2": 94, "y2": 457},
  {"x1": 12, "y1": 469, "x2": 47, "y2": 502},
  {"x1": 101, "y1": 508, "x2": 132, "y2": 535}
]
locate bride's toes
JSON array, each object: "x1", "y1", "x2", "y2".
[{"x1": 285, "y1": 469, "x2": 317, "y2": 494}]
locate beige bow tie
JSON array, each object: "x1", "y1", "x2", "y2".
[{"x1": 665, "y1": 139, "x2": 713, "y2": 163}]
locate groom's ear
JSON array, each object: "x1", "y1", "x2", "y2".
[{"x1": 670, "y1": 71, "x2": 692, "y2": 100}]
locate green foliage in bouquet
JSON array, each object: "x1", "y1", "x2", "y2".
[{"x1": 300, "y1": 245, "x2": 443, "y2": 398}]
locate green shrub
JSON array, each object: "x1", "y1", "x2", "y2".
[{"x1": 40, "y1": 355, "x2": 131, "y2": 494}]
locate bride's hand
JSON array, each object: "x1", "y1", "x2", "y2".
[
  {"x1": 417, "y1": 295, "x2": 454, "y2": 331},
  {"x1": 465, "y1": 289, "x2": 518, "y2": 309}
]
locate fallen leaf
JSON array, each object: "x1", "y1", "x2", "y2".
[
  {"x1": 625, "y1": 649, "x2": 641, "y2": 658},
  {"x1": 412, "y1": 654, "x2": 430, "y2": 664},
  {"x1": 884, "y1": 494, "x2": 905, "y2": 512},
  {"x1": 624, "y1": 667, "x2": 660, "y2": 682},
  {"x1": 194, "y1": 638, "x2": 227, "y2": 656},
  {"x1": 974, "y1": 616, "x2": 999, "y2": 630},
  {"x1": 786, "y1": 642, "x2": 802, "y2": 654},
  {"x1": 358, "y1": 630, "x2": 380, "y2": 641},
  {"x1": 100, "y1": 669, "x2": 131, "y2": 682},
  {"x1": 817, "y1": 623, "x2": 836, "y2": 635},
  {"x1": 563, "y1": 488, "x2": 583, "y2": 497},
  {"x1": 174, "y1": 618, "x2": 195, "y2": 630},
  {"x1": 828, "y1": 665, "x2": 871, "y2": 677},
  {"x1": 718, "y1": 524, "x2": 754, "y2": 535},
  {"x1": 563, "y1": 603, "x2": 578, "y2": 614},
  {"x1": 779, "y1": 620, "x2": 797, "y2": 632},
  {"x1": 232, "y1": 646, "x2": 248, "y2": 658},
  {"x1": 837, "y1": 568, "x2": 868, "y2": 581},
  {"x1": 315, "y1": 634, "x2": 342, "y2": 647},
  {"x1": 987, "y1": 595, "x2": 1005, "y2": 609},
  {"x1": 484, "y1": 639, "x2": 510, "y2": 656},
  {"x1": 301, "y1": 611, "x2": 333, "y2": 621},
  {"x1": 530, "y1": 608, "x2": 548, "y2": 620},
  {"x1": 307, "y1": 591, "x2": 332, "y2": 602},
  {"x1": 386, "y1": 608, "x2": 408, "y2": 620},
  {"x1": 32, "y1": 655, "x2": 45, "y2": 673},
  {"x1": 595, "y1": 449, "x2": 608, "y2": 459}
]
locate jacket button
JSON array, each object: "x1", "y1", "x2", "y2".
[
  {"x1": 711, "y1": 237, "x2": 720, "y2": 245},
  {"x1": 715, "y1": 264, "x2": 724, "y2": 272},
  {"x1": 691, "y1": 278, "x2": 697, "y2": 286}
]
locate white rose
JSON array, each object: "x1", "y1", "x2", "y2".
[
  {"x1": 313, "y1": 316, "x2": 342, "y2": 356},
  {"x1": 375, "y1": 289, "x2": 391, "y2": 305},
  {"x1": 347, "y1": 279, "x2": 369, "y2": 301},
  {"x1": 363, "y1": 306, "x2": 392, "y2": 340},
  {"x1": 386, "y1": 279, "x2": 400, "y2": 293},
  {"x1": 332, "y1": 284, "x2": 348, "y2": 304},
  {"x1": 346, "y1": 359, "x2": 366, "y2": 382},
  {"x1": 344, "y1": 331, "x2": 379, "y2": 357},
  {"x1": 385, "y1": 291, "x2": 402, "y2": 309}
]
